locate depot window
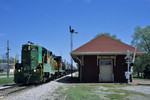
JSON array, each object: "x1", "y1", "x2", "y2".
[{"x1": 100, "y1": 60, "x2": 112, "y2": 66}]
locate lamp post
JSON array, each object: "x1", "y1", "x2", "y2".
[{"x1": 70, "y1": 26, "x2": 78, "y2": 77}]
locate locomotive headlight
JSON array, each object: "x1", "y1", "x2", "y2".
[
  {"x1": 34, "y1": 70, "x2": 36, "y2": 72},
  {"x1": 18, "y1": 69, "x2": 20, "y2": 72}
]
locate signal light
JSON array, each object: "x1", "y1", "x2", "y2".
[{"x1": 18, "y1": 69, "x2": 20, "y2": 72}]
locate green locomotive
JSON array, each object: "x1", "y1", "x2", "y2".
[{"x1": 14, "y1": 42, "x2": 64, "y2": 84}]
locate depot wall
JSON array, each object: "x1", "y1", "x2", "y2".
[{"x1": 80, "y1": 55, "x2": 131, "y2": 83}]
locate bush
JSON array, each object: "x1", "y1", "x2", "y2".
[
  {"x1": 143, "y1": 63, "x2": 150, "y2": 79},
  {"x1": 134, "y1": 54, "x2": 150, "y2": 78}
]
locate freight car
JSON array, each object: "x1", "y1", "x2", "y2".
[{"x1": 14, "y1": 42, "x2": 65, "y2": 84}]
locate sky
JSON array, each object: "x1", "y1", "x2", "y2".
[{"x1": 0, "y1": 0, "x2": 150, "y2": 64}]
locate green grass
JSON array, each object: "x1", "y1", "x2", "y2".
[
  {"x1": 0, "y1": 77, "x2": 14, "y2": 85},
  {"x1": 0, "y1": 73, "x2": 13, "y2": 76},
  {"x1": 67, "y1": 86, "x2": 100, "y2": 100},
  {"x1": 133, "y1": 78, "x2": 150, "y2": 80},
  {"x1": 73, "y1": 72, "x2": 79, "y2": 77},
  {"x1": 0, "y1": 73, "x2": 7, "y2": 76},
  {"x1": 52, "y1": 84, "x2": 150, "y2": 100},
  {"x1": 54, "y1": 85, "x2": 100, "y2": 100}
]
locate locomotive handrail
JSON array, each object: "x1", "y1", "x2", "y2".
[
  {"x1": 38, "y1": 54, "x2": 45, "y2": 78},
  {"x1": 26, "y1": 74, "x2": 32, "y2": 84},
  {"x1": 41, "y1": 54, "x2": 45, "y2": 77},
  {"x1": 42, "y1": 54, "x2": 45, "y2": 77},
  {"x1": 13, "y1": 54, "x2": 16, "y2": 74},
  {"x1": 38, "y1": 60, "x2": 43, "y2": 78}
]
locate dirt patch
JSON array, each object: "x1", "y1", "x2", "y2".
[
  {"x1": 127, "y1": 94, "x2": 149, "y2": 100},
  {"x1": 132, "y1": 79, "x2": 150, "y2": 85},
  {"x1": 121, "y1": 86, "x2": 150, "y2": 94}
]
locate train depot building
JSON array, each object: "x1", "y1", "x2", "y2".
[{"x1": 71, "y1": 35, "x2": 144, "y2": 83}]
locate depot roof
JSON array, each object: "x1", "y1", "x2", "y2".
[{"x1": 71, "y1": 34, "x2": 144, "y2": 55}]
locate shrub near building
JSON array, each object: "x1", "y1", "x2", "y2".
[{"x1": 134, "y1": 54, "x2": 150, "y2": 78}]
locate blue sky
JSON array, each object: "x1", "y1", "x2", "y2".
[{"x1": 0, "y1": 0, "x2": 150, "y2": 63}]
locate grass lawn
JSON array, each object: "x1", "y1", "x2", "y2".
[
  {"x1": 0, "y1": 73, "x2": 13, "y2": 76},
  {"x1": 51, "y1": 84, "x2": 150, "y2": 100},
  {"x1": 0, "y1": 77, "x2": 14, "y2": 86},
  {"x1": 133, "y1": 78, "x2": 150, "y2": 81}
]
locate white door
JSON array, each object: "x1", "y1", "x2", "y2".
[{"x1": 99, "y1": 60, "x2": 114, "y2": 82}]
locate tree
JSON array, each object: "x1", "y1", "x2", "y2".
[
  {"x1": 131, "y1": 26, "x2": 150, "y2": 78},
  {"x1": 143, "y1": 63, "x2": 150, "y2": 79},
  {"x1": 133, "y1": 54, "x2": 150, "y2": 77},
  {"x1": 131, "y1": 25, "x2": 150, "y2": 53},
  {"x1": 0, "y1": 55, "x2": 17, "y2": 63},
  {"x1": 9, "y1": 57, "x2": 16, "y2": 63},
  {"x1": 0, "y1": 54, "x2": 7, "y2": 63},
  {"x1": 94, "y1": 32, "x2": 121, "y2": 41}
]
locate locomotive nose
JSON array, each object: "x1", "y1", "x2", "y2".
[
  {"x1": 23, "y1": 74, "x2": 30, "y2": 84},
  {"x1": 24, "y1": 75, "x2": 29, "y2": 82},
  {"x1": 24, "y1": 75, "x2": 29, "y2": 78}
]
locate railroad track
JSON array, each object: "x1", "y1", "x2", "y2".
[
  {"x1": 0, "y1": 75, "x2": 65, "y2": 97},
  {"x1": 0, "y1": 72, "x2": 77, "y2": 99},
  {"x1": 0, "y1": 84, "x2": 34, "y2": 97},
  {"x1": 0, "y1": 84, "x2": 23, "y2": 90}
]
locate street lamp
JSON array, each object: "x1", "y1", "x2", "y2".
[{"x1": 69, "y1": 26, "x2": 78, "y2": 78}]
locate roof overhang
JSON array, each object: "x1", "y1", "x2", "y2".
[{"x1": 71, "y1": 52, "x2": 145, "y2": 56}]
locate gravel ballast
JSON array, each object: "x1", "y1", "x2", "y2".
[
  {"x1": 1, "y1": 73, "x2": 73, "y2": 100},
  {"x1": 1, "y1": 81, "x2": 63, "y2": 100}
]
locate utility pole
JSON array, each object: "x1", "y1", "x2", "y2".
[
  {"x1": 69, "y1": 26, "x2": 78, "y2": 78},
  {"x1": 7, "y1": 40, "x2": 10, "y2": 78}
]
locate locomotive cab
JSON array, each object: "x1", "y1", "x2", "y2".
[
  {"x1": 22, "y1": 44, "x2": 39, "y2": 71},
  {"x1": 14, "y1": 42, "x2": 42, "y2": 84}
]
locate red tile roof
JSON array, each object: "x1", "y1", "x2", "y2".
[{"x1": 71, "y1": 34, "x2": 144, "y2": 55}]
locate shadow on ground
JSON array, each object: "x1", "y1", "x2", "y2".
[{"x1": 56, "y1": 76, "x2": 80, "y2": 84}]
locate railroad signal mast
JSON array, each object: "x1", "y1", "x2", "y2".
[
  {"x1": 69, "y1": 26, "x2": 78, "y2": 78},
  {"x1": 125, "y1": 50, "x2": 132, "y2": 84},
  {"x1": 125, "y1": 47, "x2": 137, "y2": 84}
]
